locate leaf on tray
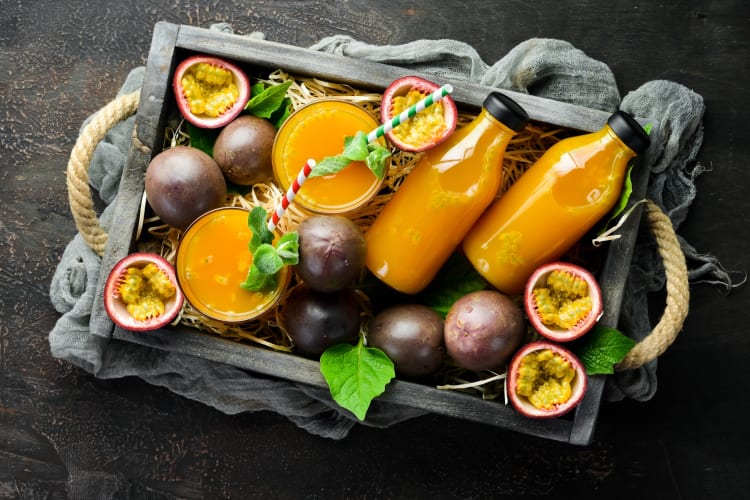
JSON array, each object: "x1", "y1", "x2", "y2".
[{"x1": 573, "y1": 324, "x2": 637, "y2": 375}]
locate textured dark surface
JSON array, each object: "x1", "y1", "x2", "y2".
[{"x1": 1, "y1": 1, "x2": 748, "y2": 499}]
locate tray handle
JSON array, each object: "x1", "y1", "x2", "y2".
[
  {"x1": 66, "y1": 90, "x2": 141, "y2": 256},
  {"x1": 65, "y1": 91, "x2": 688, "y2": 370}
]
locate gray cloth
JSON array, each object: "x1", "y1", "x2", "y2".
[{"x1": 49, "y1": 31, "x2": 738, "y2": 439}]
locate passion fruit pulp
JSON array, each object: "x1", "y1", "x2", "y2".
[
  {"x1": 173, "y1": 55, "x2": 251, "y2": 129},
  {"x1": 380, "y1": 76, "x2": 457, "y2": 152},
  {"x1": 104, "y1": 253, "x2": 184, "y2": 332},
  {"x1": 524, "y1": 262, "x2": 603, "y2": 343},
  {"x1": 507, "y1": 341, "x2": 587, "y2": 419}
]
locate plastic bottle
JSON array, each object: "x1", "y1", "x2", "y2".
[
  {"x1": 365, "y1": 92, "x2": 529, "y2": 294},
  {"x1": 462, "y1": 110, "x2": 651, "y2": 295}
]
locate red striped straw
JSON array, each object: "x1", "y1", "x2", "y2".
[
  {"x1": 268, "y1": 159, "x2": 316, "y2": 232},
  {"x1": 266, "y1": 83, "x2": 454, "y2": 232}
]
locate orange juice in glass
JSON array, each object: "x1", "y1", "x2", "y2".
[
  {"x1": 272, "y1": 99, "x2": 385, "y2": 214},
  {"x1": 176, "y1": 207, "x2": 290, "y2": 323}
]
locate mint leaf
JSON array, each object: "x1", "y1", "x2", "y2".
[
  {"x1": 186, "y1": 122, "x2": 220, "y2": 157},
  {"x1": 573, "y1": 324, "x2": 637, "y2": 375},
  {"x1": 320, "y1": 336, "x2": 396, "y2": 421},
  {"x1": 366, "y1": 144, "x2": 391, "y2": 180},
  {"x1": 271, "y1": 97, "x2": 292, "y2": 128},
  {"x1": 253, "y1": 243, "x2": 284, "y2": 275},
  {"x1": 342, "y1": 131, "x2": 369, "y2": 161},
  {"x1": 276, "y1": 232, "x2": 299, "y2": 264},
  {"x1": 247, "y1": 206, "x2": 273, "y2": 252},
  {"x1": 245, "y1": 81, "x2": 293, "y2": 119},
  {"x1": 418, "y1": 253, "x2": 488, "y2": 318},
  {"x1": 240, "y1": 265, "x2": 277, "y2": 291},
  {"x1": 309, "y1": 155, "x2": 353, "y2": 178}
]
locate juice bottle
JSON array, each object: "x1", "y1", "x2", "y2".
[
  {"x1": 462, "y1": 110, "x2": 651, "y2": 295},
  {"x1": 365, "y1": 92, "x2": 529, "y2": 294}
]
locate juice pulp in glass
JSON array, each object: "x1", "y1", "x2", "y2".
[
  {"x1": 176, "y1": 207, "x2": 290, "y2": 323},
  {"x1": 272, "y1": 100, "x2": 385, "y2": 214},
  {"x1": 462, "y1": 125, "x2": 638, "y2": 295}
]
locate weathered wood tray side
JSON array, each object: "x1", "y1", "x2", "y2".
[{"x1": 91, "y1": 22, "x2": 649, "y2": 445}]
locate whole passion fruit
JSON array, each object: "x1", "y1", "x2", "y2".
[
  {"x1": 145, "y1": 146, "x2": 227, "y2": 230},
  {"x1": 380, "y1": 76, "x2": 457, "y2": 152},
  {"x1": 103, "y1": 253, "x2": 184, "y2": 332},
  {"x1": 295, "y1": 215, "x2": 366, "y2": 292},
  {"x1": 524, "y1": 262, "x2": 603, "y2": 343},
  {"x1": 368, "y1": 304, "x2": 445, "y2": 378},
  {"x1": 213, "y1": 115, "x2": 277, "y2": 186},
  {"x1": 173, "y1": 55, "x2": 251, "y2": 129},
  {"x1": 507, "y1": 341, "x2": 587, "y2": 419},
  {"x1": 444, "y1": 290, "x2": 525, "y2": 371}
]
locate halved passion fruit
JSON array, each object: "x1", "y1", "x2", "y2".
[
  {"x1": 524, "y1": 262, "x2": 603, "y2": 343},
  {"x1": 507, "y1": 341, "x2": 587, "y2": 419},
  {"x1": 104, "y1": 253, "x2": 184, "y2": 332},
  {"x1": 380, "y1": 76, "x2": 457, "y2": 152},
  {"x1": 173, "y1": 55, "x2": 251, "y2": 129}
]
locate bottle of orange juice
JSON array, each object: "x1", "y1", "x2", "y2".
[
  {"x1": 365, "y1": 92, "x2": 529, "y2": 294},
  {"x1": 462, "y1": 110, "x2": 651, "y2": 295}
]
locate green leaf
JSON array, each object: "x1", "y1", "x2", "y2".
[
  {"x1": 240, "y1": 265, "x2": 277, "y2": 292},
  {"x1": 245, "y1": 81, "x2": 293, "y2": 119},
  {"x1": 247, "y1": 206, "x2": 273, "y2": 252},
  {"x1": 271, "y1": 97, "x2": 292, "y2": 128},
  {"x1": 275, "y1": 232, "x2": 299, "y2": 264},
  {"x1": 320, "y1": 336, "x2": 396, "y2": 421},
  {"x1": 186, "y1": 122, "x2": 220, "y2": 157},
  {"x1": 342, "y1": 131, "x2": 369, "y2": 161},
  {"x1": 573, "y1": 324, "x2": 637, "y2": 375},
  {"x1": 365, "y1": 145, "x2": 391, "y2": 180},
  {"x1": 253, "y1": 243, "x2": 284, "y2": 275},
  {"x1": 418, "y1": 253, "x2": 488, "y2": 318},
  {"x1": 309, "y1": 155, "x2": 353, "y2": 178}
]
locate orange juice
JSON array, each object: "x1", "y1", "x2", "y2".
[
  {"x1": 176, "y1": 207, "x2": 290, "y2": 322},
  {"x1": 462, "y1": 110, "x2": 651, "y2": 295},
  {"x1": 365, "y1": 93, "x2": 529, "y2": 294},
  {"x1": 272, "y1": 99, "x2": 385, "y2": 214}
]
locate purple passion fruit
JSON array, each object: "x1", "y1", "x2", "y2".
[
  {"x1": 524, "y1": 262, "x2": 603, "y2": 342},
  {"x1": 145, "y1": 146, "x2": 227, "y2": 230},
  {"x1": 443, "y1": 290, "x2": 525, "y2": 371},
  {"x1": 104, "y1": 253, "x2": 184, "y2": 332},
  {"x1": 212, "y1": 115, "x2": 277, "y2": 186},
  {"x1": 507, "y1": 341, "x2": 587, "y2": 419},
  {"x1": 295, "y1": 215, "x2": 367, "y2": 292},
  {"x1": 380, "y1": 76, "x2": 457, "y2": 152},
  {"x1": 280, "y1": 285, "x2": 362, "y2": 357},
  {"x1": 173, "y1": 55, "x2": 250, "y2": 129},
  {"x1": 368, "y1": 304, "x2": 445, "y2": 378}
]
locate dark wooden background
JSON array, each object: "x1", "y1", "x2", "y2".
[{"x1": 2, "y1": 1, "x2": 748, "y2": 499}]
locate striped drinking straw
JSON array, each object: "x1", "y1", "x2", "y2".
[{"x1": 267, "y1": 83, "x2": 454, "y2": 232}]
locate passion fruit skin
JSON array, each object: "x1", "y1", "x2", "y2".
[
  {"x1": 380, "y1": 75, "x2": 457, "y2": 152},
  {"x1": 443, "y1": 290, "x2": 525, "y2": 371},
  {"x1": 103, "y1": 253, "x2": 184, "y2": 332},
  {"x1": 295, "y1": 215, "x2": 367, "y2": 292},
  {"x1": 524, "y1": 261, "x2": 603, "y2": 343},
  {"x1": 368, "y1": 304, "x2": 446, "y2": 378},
  {"x1": 213, "y1": 115, "x2": 277, "y2": 186},
  {"x1": 281, "y1": 285, "x2": 362, "y2": 357},
  {"x1": 507, "y1": 341, "x2": 588, "y2": 419},
  {"x1": 173, "y1": 55, "x2": 251, "y2": 129},
  {"x1": 145, "y1": 146, "x2": 227, "y2": 230}
]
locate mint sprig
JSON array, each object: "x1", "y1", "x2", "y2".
[
  {"x1": 245, "y1": 81, "x2": 293, "y2": 128},
  {"x1": 240, "y1": 206, "x2": 299, "y2": 292},
  {"x1": 311, "y1": 131, "x2": 391, "y2": 180},
  {"x1": 572, "y1": 324, "x2": 637, "y2": 375},
  {"x1": 320, "y1": 335, "x2": 396, "y2": 421}
]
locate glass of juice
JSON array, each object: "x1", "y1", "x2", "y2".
[
  {"x1": 176, "y1": 207, "x2": 290, "y2": 323},
  {"x1": 272, "y1": 99, "x2": 386, "y2": 214}
]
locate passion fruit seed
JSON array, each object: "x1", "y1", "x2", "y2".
[
  {"x1": 180, "y1": 62, "x2": 240, "y2": 118},
  {"x1": 515, "y1": 349, "x2": 576, "y2": 411},
  {"x1": 117, "y1": 263, "x2": 176, "y2": 322},
  {"x1": 532, "y1": 269, "x2": 593, "y2": 329},
  {"x1": 390, "y1": 89, "x2": 446, "y2": 146}
]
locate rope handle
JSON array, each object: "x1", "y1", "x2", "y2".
[{"x1": 65, "y1": 91, "x2": 689, "y2": 369}]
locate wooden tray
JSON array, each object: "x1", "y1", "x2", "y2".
[{"x1": 90, "y1": 21, "x2": 649, "y2": 445}]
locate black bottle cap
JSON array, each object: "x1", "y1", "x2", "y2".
[
  {"x1": 607, "y1": 110, "x2": 651, "y2": 155},
  {"x1": 483, "y1": 92, "x2": 529, "y2": 132}
]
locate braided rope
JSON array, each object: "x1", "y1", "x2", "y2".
[
  {"x1": 65, "y1": 92, "x2": 689, "y2": 369},
  {"x1": 65, "y1": 90, "x2": 141, "y2": 256},
  {"x1": 616, "y1": 200, "x2": 690, "y2": 370}
]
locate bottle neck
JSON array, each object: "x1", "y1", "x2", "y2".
[{"x1": 602, "y1": 123, "x2": 639, "y2": 160}]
